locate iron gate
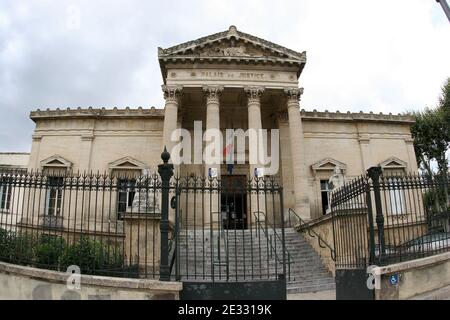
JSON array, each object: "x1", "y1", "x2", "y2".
[{"x1": 164, "y1": 164, "x2": 288, "y2": 299}]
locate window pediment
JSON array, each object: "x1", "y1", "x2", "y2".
[
  {"x1": 311, "y1": 158, "x2": 347, "y2": 174},
  {"x1": 40, "y1": 155, "x2": 72, "y2": 169},
  {"x1": 378, "y1": 157, "x2": 407, "y2": 170},
  {"x1": 108, "y1": 157, "x2": 148, "y2": 171}
]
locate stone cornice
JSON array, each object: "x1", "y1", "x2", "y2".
[
  {"x1": 30, "y1": 107, "x2": 164, "y2": 122},
  {"x1": 30, "y1": 107, "x2": 415, "y2": 125},
  {"x1": 299, "y1": 109, "x2": 415, "y2": 124}
]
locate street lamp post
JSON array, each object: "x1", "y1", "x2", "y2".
[{"x1": 436, "y1": 0, "x2": 450, "y2": 22}]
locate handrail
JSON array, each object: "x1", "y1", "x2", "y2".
[
  {"x1": 211, "y1": 211, "x2": 229, "y2": 268},
  {"x1": 288, "y1": 208, "x2": 336, "y2": 261},
  {"x1": 253, "y1": 211, "x2": 292, "y2": 281}
]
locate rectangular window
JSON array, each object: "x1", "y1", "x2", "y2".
[
  {"x1": 117, "y1": 179, "x2": 136, "y2": 217},
  {"x1": 387, "y1": 178, "x2": 405, "y2": 215},
  {"x1": 320, "y1": 180, "x2": 332, "y2": 215},
  {"x1": 0, "y1": 183, "x2": 11, "y2": 211},
  {"x1": 45, "y1": 177, "x2": 63, "y2": 216}
]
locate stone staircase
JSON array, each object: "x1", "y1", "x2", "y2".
[{"x1": 173, "y1": 227, "x2": 335, "y2": 294}]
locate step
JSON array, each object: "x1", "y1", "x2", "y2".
[
  {"x1": 287, "y1": 282, "x2": 336, "y2": 294},
  {"x1": 177, "y1": 227, "x2": 336, "y2": 295}
]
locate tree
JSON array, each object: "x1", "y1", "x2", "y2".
[
  {"x1": 410, "y1": 77, "x2": 450, "y2": 177},
  {"x1": 439, "y1": 77, "x2": 450, "y2": 133}
]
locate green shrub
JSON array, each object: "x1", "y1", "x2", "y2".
[
  {"x1": 0, "y1": 228, "x2": 13, "y2": 262},
  {"x1": 59, "y1": 237, "x2": 123, "y2": 275},
  {"x1": 9, "y1": 232, "x2": 35, "y2": 265},
  {"x1": 0, "y1": 229, "x2": 126, "y2": 276},
  {"x1": 34, "y1": 235, "x2": 66, "y2": 270}
]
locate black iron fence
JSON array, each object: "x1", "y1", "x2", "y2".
[
  {"x1": 0, "y1": 167, "x2": 163, "y2": 278},
  {"x1": 169, "y1": 170, "x2": 288, "y2": 282},
  {"x1": 0, "y1": 150, "x2": 288, "y2": 283},
  {"x1": 331, "y1": 166, "x2": 450, "y2": 269}
]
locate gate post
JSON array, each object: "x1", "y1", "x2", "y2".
[
  {"x1": 158, "y1": 147, "x2": 174, "y2": 281},
  {"x1": 367, "y1": 166, "x2": 385, "y2": 262}
]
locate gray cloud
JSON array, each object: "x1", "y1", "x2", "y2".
[{"x1": 0, "y1": 0, "x2": 449, "y2": 152}]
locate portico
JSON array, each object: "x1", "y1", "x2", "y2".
[{"x1": 158, "y1": 26, "x2": 311, "y2": 225}]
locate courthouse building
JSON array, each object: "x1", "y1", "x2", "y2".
[{"x1": 25, "y1": 26, "x2": 417, "y2": 224}]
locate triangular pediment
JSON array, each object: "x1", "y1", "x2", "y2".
[
  {"x1": 47, "y1": 159, "x2": 64, "y2": 165},
  {"x1": 117, "y1": 161, "x2": 138, "y2": 168},
  {"x1": 311, "y1": 158, "x2": 347, "y2": 172},
  {"x1": 158, "y1": 26, "x2": 306, "y2": 80},
  {"x1": 108, "y1": 157, "x2": 148, "y2": 171},
  {"x1": 40, "y1": 155, "x2": 72, "y2": 168},
  {"x1": 379, "y1": 157, "x2": 407, "y2": 169},
  {"x1": 159, "y1": 26, "x2": 305, "y2": 60},
  {"x1": 165, "y1": 38, "x2": 292, "y2": 60}
]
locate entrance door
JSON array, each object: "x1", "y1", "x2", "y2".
[{"x1": 221, "y1": 175, "x2": 247, "y2": 229}]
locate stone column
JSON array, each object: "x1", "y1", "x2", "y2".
[
  {"x1": 404, "y1": 138, "x2": 418, "y2": 173},
  {"x1": 161, "y1": 85, "x2": 182, "y2": 225},
  {"x1": 203, "y1": 85, "x2": 223, "y2": 228},
  {"x1": 79, "y1": 133, "x2": 94, "y2": 172},
  {"x1": 358, "y1": 134, "x2": 371, "y2": 171},
  {"x1": 284, "y1": 87, "x2": 311, "y2": 221},
  {"x1": 28, "y1": 135, "x2": 42, "y2": 171},
  {"x1": 162, "y1": 85, "x2": 183, "y2": 157},
  {"x1": 245, "y1": 86, "x2": 266, "y2": 222}
]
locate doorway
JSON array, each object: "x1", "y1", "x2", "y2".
[{"x1": 221, "y1": 175, "x2": 248, "y2": 229}]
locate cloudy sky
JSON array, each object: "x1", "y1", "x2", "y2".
[{"x1": 0, "y1": 0, "x2": 449, "y2": 152}]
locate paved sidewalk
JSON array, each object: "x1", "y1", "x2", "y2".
[{"x1": 287, "y1": 290, "x2": 336, "y2": 300}]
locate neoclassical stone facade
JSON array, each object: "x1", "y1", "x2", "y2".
[{"x1": 26, "y1": 26, "x2": 417, "y2": 222}]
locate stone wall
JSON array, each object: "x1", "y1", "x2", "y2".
[
  {"x1": 0, "y1": 152, "x2": 30, "y2": 169},
  {"x1": 27, "y1": 107, "x2": 417, "y2": 221},
  {"x1": 0, "y1": 261, "x2": 182, "y2": 300},
  {"x1": 372, "y1": 251, "x2": 450, "y2": 300},
  {"x1": 296, "y1": 214, "x2": 336, "y2": 276}
]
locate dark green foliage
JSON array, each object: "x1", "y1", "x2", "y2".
[
  {"x1": 10, "y1": 232, "x2": 35, "y2": 264},
  {"x1": 410, "y1": 77, "x2": 450, "y2": 177},
  {"x1": 0, "y1": 229, "x2": 126, "y2": 276},
  {"x1": 59, "y1": 236, "x2": 123, "y2": 275},
  {"x1": 0, "y1": 229, "x2": 34, "y2": 264},
  {"x1": 34, "y1": 235, "x2": 66, "y2": 269},
  {"x1": 0, "y1": 228, "x2": 13, "y2": 261}
]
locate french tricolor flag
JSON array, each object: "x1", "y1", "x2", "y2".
[{"x1": 223, "y1": 130, "x2": 234, "y2": 174}]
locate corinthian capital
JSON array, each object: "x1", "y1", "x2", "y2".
[
  {"x1": 202, "y1": 85, "x2": 224, "y2": 102},
  {"x1": 162, "y1": 85, "x2": 183, "y2": 103},
  {"x1": 244, "y1": 86, "x2": 265, "y2": 104},
  {"x1": 284, "y1": 87, "x2": 304, "y2": 104}
]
